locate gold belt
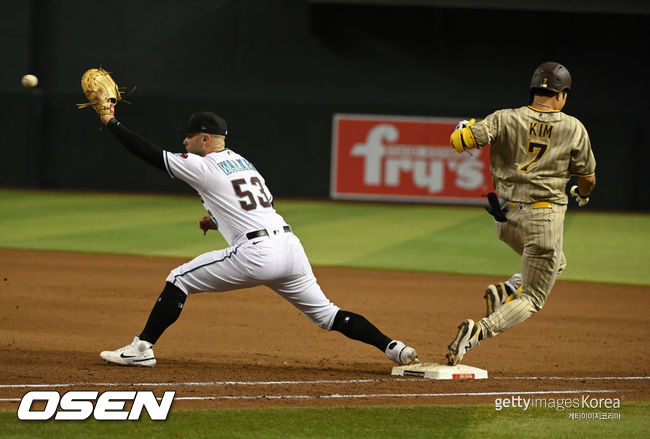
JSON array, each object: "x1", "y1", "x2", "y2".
[{"x1": 507, "y1": 201, "x2": 552, "y2": 209}]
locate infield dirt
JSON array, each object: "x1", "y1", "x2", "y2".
[{"x1": 1, "y1": 249, "x2": 648, "y2": 409}]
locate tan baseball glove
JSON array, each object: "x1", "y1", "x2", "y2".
[{"x1": 76, "y1": 67, "x2": 127, "y2": 116}]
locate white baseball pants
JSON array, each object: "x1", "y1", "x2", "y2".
[{"x1": 166, "y1": 232, "x2": 340, "y2": 330}]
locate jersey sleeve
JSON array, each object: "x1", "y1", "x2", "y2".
[
  {"x1": 469, "y1": 110, "x2": 503, "y2": 147},
  {"x1": 568, "y1": 121, "x2": 596, "y2": 176},
  {"x1": 106, "y1": 118, "x2": 166, "y2": 171},
  {"x1": 163, "y1": 151, "x2": 207, "y2": 190}
]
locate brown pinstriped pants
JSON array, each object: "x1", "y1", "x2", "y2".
[{"x1": 480, "y1": 203, "x2": 567, "y2": 338}]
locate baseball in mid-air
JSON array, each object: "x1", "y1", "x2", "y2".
[{"x1": 21, "y1": 74, "x2": 38, "y2": 88}]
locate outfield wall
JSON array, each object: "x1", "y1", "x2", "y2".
[{"x1": 2, "y1": 1, "x2": 649, "y2": 210}]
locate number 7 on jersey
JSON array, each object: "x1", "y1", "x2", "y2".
[{"x1": 519, "y1": 141, "x2": 549, "y2": 173}]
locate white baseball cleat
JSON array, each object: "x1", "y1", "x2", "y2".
[
  {"x1": 446, "y1": 319, "x2": 481, "y2": 366},
  {"x1": 100, "y1": 336, "x2": 156, "y2": 367},
  {"x1": 385, "y1": 340, "x2": 419, "y2": 365}
]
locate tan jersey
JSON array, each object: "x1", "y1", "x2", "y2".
[{"x1": 470, "y1": 106, "x2": 596, "y2": 204}]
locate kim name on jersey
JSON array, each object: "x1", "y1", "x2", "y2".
[{"x1": 529, "y1": 122, "x2": 553, "y2": 139}]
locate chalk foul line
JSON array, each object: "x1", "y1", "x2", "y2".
[
  {"x1": 0, "y1": 389, "x2": 621, "y2": 403},
  {"x1": 176, "y1": 389, "x2": 621, "y2": 401},
  {"x1": 0, "y1": 376, "x2": 647, "y2": 389}
]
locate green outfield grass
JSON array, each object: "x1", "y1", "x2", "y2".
[
  {"x1": 1, "y1": 402, "x2": 648, "y2": 439},
  {"x1": 1, "y1": 189, "x2": 649, "y2": 285}
]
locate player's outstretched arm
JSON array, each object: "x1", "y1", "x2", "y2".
[{"x1": 100, "y1": 114, "x2": 166, "y2": 172}]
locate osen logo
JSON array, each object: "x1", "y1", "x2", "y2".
[{"x1": 17, "y1": 390, "x2": 175, "y2": 421}]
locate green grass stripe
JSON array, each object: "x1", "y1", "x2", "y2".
[
  {"x1": 1, "y1": 402, "x2": 648, "y2": 438},
  {"x1": 1, "y1": 189, "x2": 649, "y2": 285}
]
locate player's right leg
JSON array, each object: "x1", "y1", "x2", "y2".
[
  {"x1": 100, "y1": 336, "x2": 156, "y2": 367},
  {"x1": 100, "y1": 243, "x2": 257, "y2": 367},
  {"x1": 138, "y1": 282, "x2": 188, "y2": 344},
  {"x1": 100, "y1": 281, "x2": 186, "y2": 367}
]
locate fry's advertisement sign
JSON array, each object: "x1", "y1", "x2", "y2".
[{"x1": 331, "y1": 114, "x2": 493, "y2": 204}]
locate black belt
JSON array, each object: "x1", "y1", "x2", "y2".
[{"x1": 246, "y1": 225, "x2": 291, "y2": 240}]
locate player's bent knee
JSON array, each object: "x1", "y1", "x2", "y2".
[
  {"x1": 520, "y1": 292, "x2": 545, "y2": 312},
  {"x1": 161, "y1": 281, "x2": 188, "y2": 302},
  {"x1": 165, "y1": 271, "x2": 189, "y2": 294},
  {"x1": 305, "y1": 305, "x2": 339, "y2": 330}
]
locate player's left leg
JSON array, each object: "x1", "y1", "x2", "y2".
[
  {"x1": 271, "y1": 277, "x2": 418, "y2": 365},
  {"x1": 269, "y1": 235, "x2": 418, "y2": 365},
  {"x1": 330, "y1": 311, "x2": 418, "y2": 365}
]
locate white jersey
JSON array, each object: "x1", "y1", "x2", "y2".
[
  {"x1": 163, "y1": 148, "x2": 288, "y2": 246},
  {"x1": 161, "y1": 146, "x2": 339, "y2": 331},
  {"x1": 101, "y1": 117, "x2": 411, "y2": 365}
]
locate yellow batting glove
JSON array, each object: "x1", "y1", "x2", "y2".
[{"x1": 449, "y1": 118, "x2": 478, "y2": 153}]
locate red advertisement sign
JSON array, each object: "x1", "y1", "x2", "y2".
[{"x1": 331, "y1": 114, "x2": 493, "y2": 204}]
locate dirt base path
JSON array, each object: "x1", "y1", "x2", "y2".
[{"x1": 1, "y1": 249, "x2": 648, "y2": 409}]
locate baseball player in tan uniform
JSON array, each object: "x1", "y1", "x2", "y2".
[{"x1": 446, "y1": 62, "x2": 596, "y2": 365}]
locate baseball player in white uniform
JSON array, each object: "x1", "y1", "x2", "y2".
[{"x1": 96, "y1": 110, "x2": 418, "y2": 367}]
